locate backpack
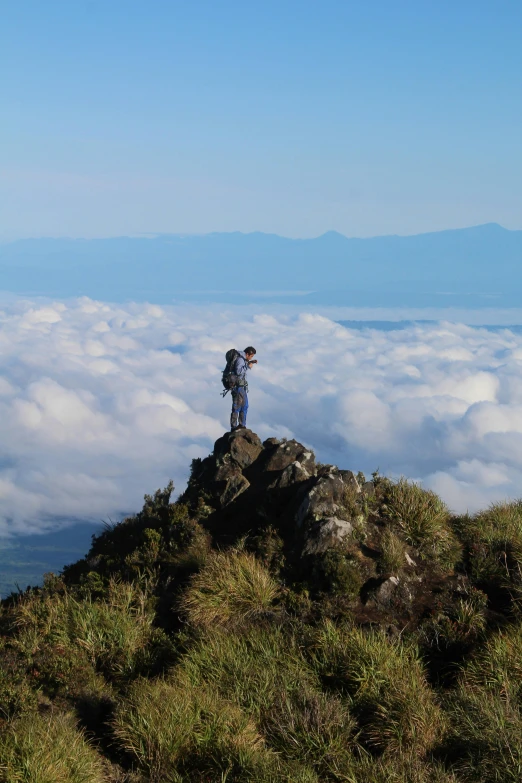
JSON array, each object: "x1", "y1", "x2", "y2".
[{"x1": 221, "y1": 349, "x2": 241, "y2": 396}]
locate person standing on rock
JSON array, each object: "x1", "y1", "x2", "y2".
[{"x1": 230, "y1": 347, "x2": 257, "y2": 431}]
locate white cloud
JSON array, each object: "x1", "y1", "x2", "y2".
[{"x1": 0, "y1": 298, "x2": 522, "y2": 535}]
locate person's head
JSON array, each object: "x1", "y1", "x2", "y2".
[{"x1": 244, "y1": 346, "x2": 256, "y2": 360}]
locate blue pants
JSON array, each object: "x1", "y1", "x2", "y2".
[{"x1": 231, "y1": 386, "x2": 248, "y2": 428}]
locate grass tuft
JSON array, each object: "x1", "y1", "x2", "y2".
[
  {"x1": 419, "y1": 587, "x2": 487, "y2": 651},
  {"x1": 379, "y1": 527, "x2": 407, "y2": 574},
  {"x1": 382, "y1": 479, "x2": 460, "y2": 569},
  {"x1": 179, "y1": 625, "x2": 318, "y2": 719},
  {"x1": 0, "y1": 665, "x2": 38, "y2": 722},
  {"x1": 112, "y1": 675, "x2": 279, "y2": 782},
  {"x1": 444, "y1": 686, "x2": 522, "y2": 782},
  {"x1": 9, "y1": 579, "x2": 169, "y2": 691},
  {"x1": 344, "y1": 755, "x2": 459, "y2": 782},
  {"x1": 309, "y1": 621, "x2": 445, "y2": 756},
  {"x1": 455, "y1": 500, "x2": 522, "y2": 589},
  {"x1": 0, "y1": 711, "x2": 105, "y2": 783},
  {"x1": 179, "y1": 547, "x2": 280, "y2": 629},
  {"x1": 261, "y1": 685, "x2": 357, "y2": 778},
  {"x1": 462, "y1": 621, "x2": 522, "y2": 700}
]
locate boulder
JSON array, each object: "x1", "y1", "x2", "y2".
[
  {"x1": 302, "y1": 516, "x2": 354, "y2": 555},
  {"x1": 213, "y1": 455, "x2": 251, "y2": 507},
  {"x1": 374, "y1": 576, "x2": 400, "y2": 604},
  {"x1": 296, "y1": 471, "x2": 359, "y2": 529},
  {"x1": 219, "y1": 472, "x2": 250, "y2": 506},
  {"x1": 365, "y1": 575, "x2": 414, "y2": 608},
  {"x1": 263, "y1": 437, "x2": 281, "y2": 448},
  {"x1": 213, "y1": 429, "x2": 263, "y2": 469},
  {"x1": 296, "y1": 470, "x2": 363, "y2": 556},
  {"x1": 263, "y1": 439, "x2": 316, "y2": 474},
  {"x1": 268, "y1": 459, "x2": 313, "y2": 490},
  {"x1": 339, "y1": 470, "x2": 361, "y2": 492}
]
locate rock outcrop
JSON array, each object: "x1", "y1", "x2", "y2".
[
  {"x1": 181, "y1": 427, "x2": 466, "y2": 629},
  {"x1": 183, "y1": 428, "x2": 365, "y2": 560}
]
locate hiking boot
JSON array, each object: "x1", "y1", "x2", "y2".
[{"x1": 237, "y1": 424, "x2": 247, "y2": 429}]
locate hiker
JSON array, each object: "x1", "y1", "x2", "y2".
[{"x1": 229, "y1": 346, "x2": 257, "y2": 431}]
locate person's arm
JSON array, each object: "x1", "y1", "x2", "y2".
[{"x1": 234, "y1": 355, "x2": 247, "y2": 378}]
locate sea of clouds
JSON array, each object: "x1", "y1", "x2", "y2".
[{"x1": 1, "y1": 296, "x2": 522, "y2": 537}]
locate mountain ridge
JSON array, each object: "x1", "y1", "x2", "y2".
[
  {"x1": 1, "y1": 223, "x2": 520, "y2": 306},
  {"x1": 1, "y1": 221, "x2": 515, "y2": 245}
]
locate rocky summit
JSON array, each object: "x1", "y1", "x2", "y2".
[
  {"x1": 183, "y1": 428, "x2": 359, "y2": 552},
  {"x1": 180, "y1": 428, "x2": 472, "y2": 630}
]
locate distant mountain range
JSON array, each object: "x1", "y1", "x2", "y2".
[{"x1": 1, "y1": 223, "x2": 520, "y2": 307}]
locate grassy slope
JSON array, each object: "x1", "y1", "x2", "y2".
[{"x1": 1, "y1": 472, "x2": 522, "y2": 783}]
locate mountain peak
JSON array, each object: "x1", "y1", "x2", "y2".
[{"x1": 315, "y1": 230, "x2": 348, "y2": 240}]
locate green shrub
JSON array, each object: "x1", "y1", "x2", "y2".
[
  {"x1": 179, "y1": 548, "x2": 280, "y2": 629},
  {"x1": 282, "y1": 585, "x2": 313, "y2": 618},
  {"x1": 67, "y1": 482, "x2": 210, "y2": 583},
  {"x1": 112, "y1": 675, "x2": 278, "y2": 782},
  {"x1": 382, "y1": 479, "x2": 460, "y2": 570},
  {"x1": 309, "y1": 621, "x2": 445, "y2": 756},
  {"x1": 311, "y1": 548, "x2": 365, "y2": 596},
  {"x1": 0, "y1": 711, "x2": 105, "y2": 783}
]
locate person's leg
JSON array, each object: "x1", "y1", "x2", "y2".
[
  {"x1": 238, "y1": 388, "x2": 248, "y2": 427},
  {"x1": 230, "y1": 388, "x2": 240, "y2": 430}
]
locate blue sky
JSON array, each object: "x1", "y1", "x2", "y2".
[{"x1": 1, "y1": 0, "x2": 521, "y2": 239}]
